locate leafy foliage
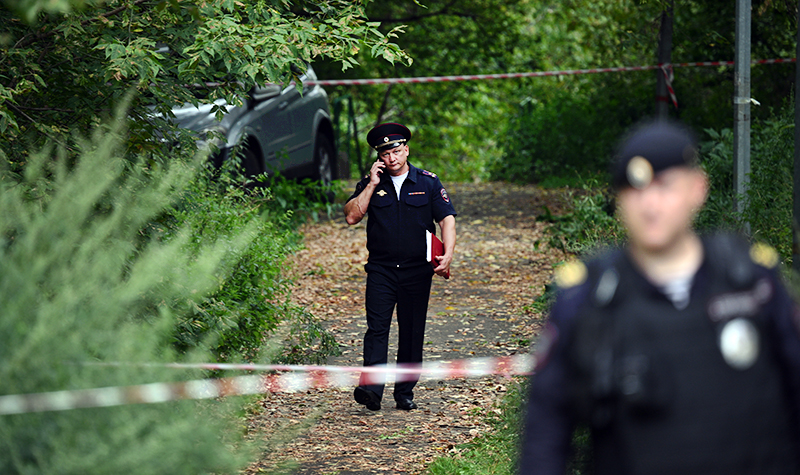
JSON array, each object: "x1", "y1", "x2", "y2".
[
  {"x1": 696, "y1": 99, "x2": 795, "y2": 262},
  {"x1": 163, "y1": 153, "x2": 342, "y2": 363},
  {"x1": 492, "y1": 78, "x2": 651, "y2": 183},
  {"x1": 0, "y1": 91, "x2": 346, "y2": 471},
  {"x1": 671, "y1": 0, "x2": 796, "y2": 130},
  {"x1": 538, "y1": 99, "x2": 795, "y2": 261},
  {"x1": 0, "y1": 0, "x2": 411, "y2": 166},
  {"x1": 316, "y1": 0, "x2": 795, "y2": 184},
  {"x1": 165, "y1": 162, "x2": 294, "y2": 362},
  {"x1": 0, "y1": 115, "x2": 254, "y2": 473},
  {"x1": 539, "y1": 180, "x2": 624, "y2": 256},
  {"x1": 315, "y1": 0, "x2": 540, "y2": 181}
]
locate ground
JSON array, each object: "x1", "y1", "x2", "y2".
[{"x1": 244, "y1": 182, "x2": 570, "y2": 474}]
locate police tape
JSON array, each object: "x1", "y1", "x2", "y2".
[
  {"x1": 0, "y1": 354, "x2": 535, "y2": 416},
  {"x1": 660, "y1": 64, "x2": 678, "y2": 109},
  {"x1": 305, "y1": 58, "x2": 795, "y2": 87}
]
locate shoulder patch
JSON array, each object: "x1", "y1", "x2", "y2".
[
  {"x1": 750, "y1": 242, "x2": 779, "y2": 269},
  {"x1": 554, "y1": 260, "x2": 588, "y2": 289},
  {"x1": 420, "y1": 169, "x2": 437, "y2": 178}
]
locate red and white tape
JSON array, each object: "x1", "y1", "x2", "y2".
[
  {"x1": 0, "y1": 354, "x2": 535, "y2": 415},
  {"x1": 660, "y1": 64, "x2": 679, "y2": 108},
  {"x1": 305, "y1": 58, "x2": 795, "y2": 87}
]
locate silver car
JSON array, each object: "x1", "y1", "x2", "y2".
[{"x1": 167, "y1": 65, "x2": 337, "y2": 185}]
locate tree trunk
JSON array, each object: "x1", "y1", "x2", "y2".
[
  {"x1": 655, "y1": 2, "x2": 674, "y2": 120},
  {"x1": 793, "y1": 0, "x2": 800, "y2": 271},
  {"x1": 374, "y1": 84, "x2": 394, "y2": 128}
]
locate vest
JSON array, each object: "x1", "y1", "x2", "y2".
[{"x1": 567, "y1": 235, "x2": 799, "y2": 475}]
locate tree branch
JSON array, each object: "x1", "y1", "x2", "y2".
[
  {"x1": 6, "y1": 103, "x2": 73, "y2": 150},
  {"x1": 15, "y1": 0, "x2": 150, "y2": 49},
  {"x1": 81, "y1": 0, "x2": 150, "y2": 27},
  {"x1": 369, "y1": 0, "x2": 477, "y2": 24},
  {"x1": 12, "y1": 105, "x2": 76, "y2": 113}
]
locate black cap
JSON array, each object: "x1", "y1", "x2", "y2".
[
  {"x1": 612, "y1": 120, "x2": 699, "y2": 190},
  {"x1": 367, "y1": 123, "x2": 411, "y2": 152}
]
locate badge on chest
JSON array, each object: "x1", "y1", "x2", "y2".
[{"x1": 708, "y1": 278, "x2": 773, "y2": 370}]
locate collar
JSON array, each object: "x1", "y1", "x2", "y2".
[
  {"x1": 620, "y1": 246, "x2": 711, "y2": 301},
  {"x1": 381, "y1": 162, "x2": 418, "y2": 184}
]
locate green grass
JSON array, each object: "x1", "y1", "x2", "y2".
[
  {"x1": 426, "y1": 379, "x2": 526, "y2": 475},
  {"x1": 536, "y1": 171, "x2": 609, "y2": 190}
]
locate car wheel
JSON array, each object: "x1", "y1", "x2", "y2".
[
  {"x1": 241, "y1": 146, "x2": 263, "y2": 178},
  {"x1": 313, "y1": 133, "x2": 335, "y2": 187}
]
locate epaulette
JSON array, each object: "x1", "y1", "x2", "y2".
[
  {"x1": 420, "y1": 169, "x2": 437, "y2": 178},
  {"x1": 554, "y1": 260, "x2": 588, "y2": 289},
  {"x1": 750, "y1": 242, "x2": 779, "y2": 269}
]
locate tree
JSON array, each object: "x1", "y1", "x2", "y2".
[
  {"x1": 670, "y1": 0, "x2": 796, "y2": 131},
  {"x1": 655, "y1": 0, "x2": 675, "y2": 120},
  {"x1": 0, "y1": 0, "x2": 411, "y2": 166},
  {"x1": 313, "y1": 0, "x2": 796, "y2": 183},
  {"x1": 315, "y1": 0, "x2": 542, "y2": 180}
]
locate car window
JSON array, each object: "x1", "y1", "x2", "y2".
[{"x1": 251, "y1": 84, "x2": 281, "y2": 101}]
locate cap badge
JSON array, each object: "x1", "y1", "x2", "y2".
[
  {"x1": 627, "y1": 156, "x2": 654, "y2": 189},
  {"x1": 383, "y1": 136, "x2": 389, "y2": 143},
  {"x1": 377, "y1": 190, "x2": 387, "y2": 197},
  {"x1": 719, "y1": 318, "x2": 760, "y2": 370}
]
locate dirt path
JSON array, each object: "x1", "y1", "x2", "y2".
[{"x1": 244, "y1": 182, "x2": 568, "y2": 474}]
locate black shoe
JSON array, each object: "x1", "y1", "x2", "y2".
[
  {"x1": 354, "y1": 387, "x2": 381, "y2": 411},
  {"x1": 395, "y1": 398, "x2": 418, "y2": 411}
]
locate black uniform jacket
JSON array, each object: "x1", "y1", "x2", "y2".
[
  {"x1": 519, "y1": 237, "x2": 800, "y2": 475},
  {"x1": 347, "y1": 163, "x2": 456, "y2": 268}
]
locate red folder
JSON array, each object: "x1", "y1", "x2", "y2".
[{"x1": 426, "y1": 230, "x2": 450, "y2": 279}]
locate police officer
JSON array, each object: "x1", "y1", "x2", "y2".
[
  {"x1": 344, "y1": 122, "x2": 457, "y2": 411},
  {"x1": 519, "y1": 120, "x2": 800, "y2": 474}
]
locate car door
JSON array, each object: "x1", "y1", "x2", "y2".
[
  {"x1": 284, "y1": 74, "x2": 319, "y2": 171},
  {"x1": 247, "y1": 83, "x2": 297, "y2": 173}
]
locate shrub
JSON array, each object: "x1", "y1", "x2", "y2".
[
  {"x1": 697, "y1": 99, "x2": 794, "y2": 263},
  {"x1": 0, "y1": 117, "x2": 255, "y2": 473},
  {"x1": 540, "y1": 99, "x2": 794, "y2": 262},
  {"x1": 539, "y1": 180, "x2": 624, "y2": 256},
  {"x1": 165, "y1": 150, "x2": 342, "y2": 363},
  {"x1": 492, "y1": 76, "x2": 650, "y2": 184}
]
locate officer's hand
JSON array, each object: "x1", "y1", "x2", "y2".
[
  {"x1": 433, "y1": 253, "x2": 452, "y2": 277},
  {"x1": 369, "y1": 160, "x2": 384, "y2": 186}
]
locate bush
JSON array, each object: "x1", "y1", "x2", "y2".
[
  {"x1": 697, "y1": 99, "x2": 794, "y2": 262},
  {"x1": 0, "y1": 117, "x2": 255, "y2": 473},
  {"x1": 163, "y1": 150, "x2": 342, "y2": 363},
  {"x1": 492, "y1": 75, "x2": 650, "y2": 184},
  {"x1": 539, "y1": 99, "x2": 794, "y2": 262},
  {"x1": 539, "y1": 179, "x2": 624, "y2": 256}
]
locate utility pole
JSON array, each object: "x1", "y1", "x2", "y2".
[
  {"x1": 733, "y1": 0, "x2": 751, "y2": 232},
  {"x1": 793, "y1": 0, "x2": 800, "y2": 272},
  {"x1": 655, "y1": 1, "x2": 674, "y2": 120}
]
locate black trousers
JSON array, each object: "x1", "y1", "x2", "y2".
[{"x1": 358, "y1": 262, "x2": 434, "y2": 401}]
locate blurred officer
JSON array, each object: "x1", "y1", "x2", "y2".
[
  {"x1": 344, "y1": 123, "x2": 456, "y2": 411},
  {"x1": 519, "y1": 120, "x2": 800, "y2": 474}
]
